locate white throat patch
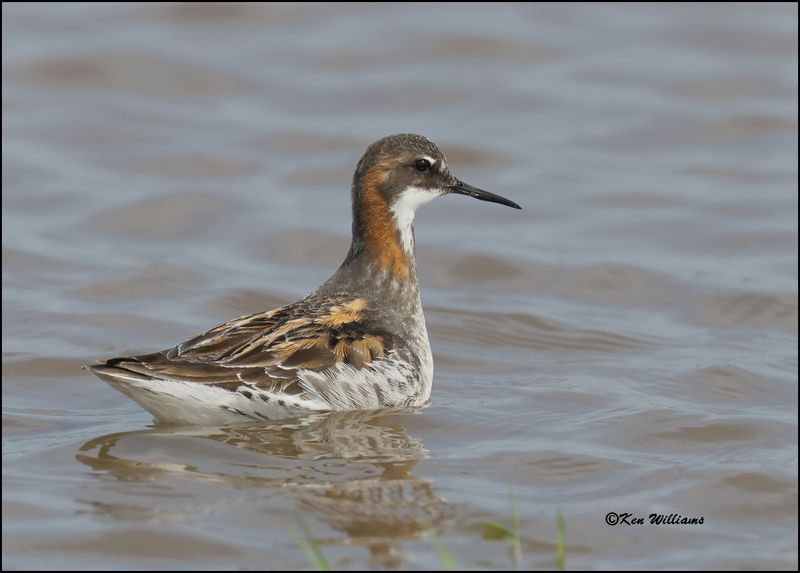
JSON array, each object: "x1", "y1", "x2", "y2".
[{"x1": 389, "y1": 187, "x2": 440, "y2": 254}]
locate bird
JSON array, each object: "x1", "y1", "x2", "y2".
[{"x1": 87, "y1": 133, "x2": 521, "y2": 425}]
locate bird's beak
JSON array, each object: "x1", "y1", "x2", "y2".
[{"x1": 447, "y1": 179, "x2": 521, "y2": 209}]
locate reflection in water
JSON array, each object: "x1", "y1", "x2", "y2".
[{"x1": 76, "y1": 410, "x2": 452, "y2": 568}]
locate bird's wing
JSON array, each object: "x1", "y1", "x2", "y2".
[{"x1": 94, "y1": 297, "x2": 393, "y2": 395}]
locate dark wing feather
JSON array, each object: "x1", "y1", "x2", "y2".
[{"x1": 94, "y1": 297, "x2": 392, "y2": 394}]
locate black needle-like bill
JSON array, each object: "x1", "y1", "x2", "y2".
[{"x1": 448, "y1": 179, "x2": 521, "y2": 209}]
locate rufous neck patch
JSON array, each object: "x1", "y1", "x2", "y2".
[{"x1": 356, "y1": 169, "x2": 411, "y2": 280}]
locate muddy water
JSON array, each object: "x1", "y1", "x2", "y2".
[{"x1": 2, "y1": 3, "x2": 797, "y2": 570}]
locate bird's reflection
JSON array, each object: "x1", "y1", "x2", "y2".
[{"x1": 76, "y1": 409, "x2": 452, "y2": 568}]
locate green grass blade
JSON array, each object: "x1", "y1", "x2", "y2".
[
  {"x1": 290, "y1": 535, "x2": 330, "y2": 571},
  {"x1": 428, "y1": 527, "x2": 458, "y2": 571},
  {"x1": 291, "y1": 519, "x2": 331, "y2": 571},
  {"x1": 482, "y1": 521, "x2": 514, "y2": 541},
  {"x1": 555, "y1": 509, "x2": 566, "y2": 571},
  {"x1": 508, "y1": 484, "x2": 522, "y2": 568}
]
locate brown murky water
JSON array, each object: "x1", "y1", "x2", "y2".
[{"x1": 2, "y1": 3, "x2": 797, "y2": 570}]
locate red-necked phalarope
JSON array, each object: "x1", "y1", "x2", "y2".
[{"x1": 88, "y1": 134, "x2": 521, "y2": 424}]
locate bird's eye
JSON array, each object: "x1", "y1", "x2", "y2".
[{"x1": 415, "y1": 158, "x2": 431, "y2": 172}]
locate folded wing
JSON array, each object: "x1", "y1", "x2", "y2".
[{"x1": 90, "y1": 297, "x2": 393, "y2": 395}]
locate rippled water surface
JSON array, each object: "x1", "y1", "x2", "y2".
[{"x1": 3, "y1": 3, "x2": 797, "y2": 570}]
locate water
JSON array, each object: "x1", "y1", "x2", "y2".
[{"x1": 2, "y1": 3, "x2": 797, "y2": 570}]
